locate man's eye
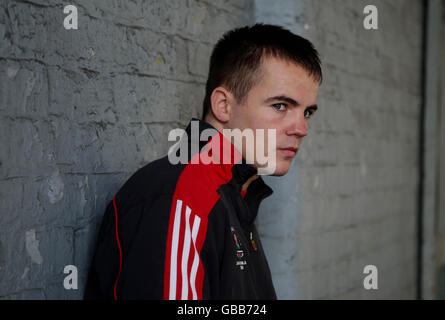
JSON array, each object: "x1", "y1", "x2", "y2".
[
  {"x1": 304, "y1": 108, "x2": 315, "y2": 119},
  {"x1": 272, "y1": 103, "x2": 286, "y2": 111}
]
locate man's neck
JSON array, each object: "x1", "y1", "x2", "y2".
[
  {"x1": 203, "y1": 116, "x2": 223, "y2": 132},
  {"x1": 204, "y1": 116, "x2": 259, "y2": 191}
]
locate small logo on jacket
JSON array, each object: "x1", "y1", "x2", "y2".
[{"x1": 231, "y1": 227, "x2": 247, "y2": 270}]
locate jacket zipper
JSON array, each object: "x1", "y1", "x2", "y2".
[{"x1": 249, "y1": 231, "x2": 258, "y2": 252}]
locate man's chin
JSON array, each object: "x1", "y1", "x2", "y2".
[
  {"x1": 269, "y1": 167, "x2": 290, "y2": 177},
  {"x1": 256, "y1": 161, "x2": 291, "y2": 176}
]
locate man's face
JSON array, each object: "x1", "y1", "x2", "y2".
[{"x1": 226, "y1": 56, "x2": 319, "y2": 176}]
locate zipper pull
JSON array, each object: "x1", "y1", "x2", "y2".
[{"x1": 250, "y1": 232, "x2": 257, "y2": 251}]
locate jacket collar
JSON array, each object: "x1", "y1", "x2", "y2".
[
  {"x1": 183, "y1": 118, "x2": 273, "y2": 223},
  {"x1": 183, "y1": 118, "x2": 260, "y2": 186}
]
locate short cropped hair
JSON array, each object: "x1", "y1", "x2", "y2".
[{"x1": 202, "y1": 23, "x2": 322, "y2": 120}]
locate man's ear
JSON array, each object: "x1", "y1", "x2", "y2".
[{"x1": 210, "y1": 87, "x2": 233, "y2": 123}]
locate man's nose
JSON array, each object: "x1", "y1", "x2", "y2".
[{"x1": 286, "y1": 111, "x2": 308, "y2": 137}]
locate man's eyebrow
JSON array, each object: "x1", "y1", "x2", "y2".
[
  {"x1": 308, "y1": 104, "x2": 318, "y2": 110},
  {"x1": 265, "y1": 95, "x2": 318, "y2": 110},
  {"x1": 265, "y1": 95, "x2": 299, "y2": 106}
]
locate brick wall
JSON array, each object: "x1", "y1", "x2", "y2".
[
  {"x1": 0, "y1": 0, "x2": 252, "y2": 299},
  {"x1": 0, "y1": 0, "x2": 426, "y2": 300},
  {"x1": 256, "y1": 0, "x2": 422, "y2": 299}
]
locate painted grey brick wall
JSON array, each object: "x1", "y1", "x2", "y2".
[
  {"x1": 0, "y1": 0, "x2": 425, "y2": 300},
  {"x1": 0, "y1": 0, "x2": 253, "y2": 299},
  {"x1": 256, "y1": 0, "x2": 422, "y2": 299}
]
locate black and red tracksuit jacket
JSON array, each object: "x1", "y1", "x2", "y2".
[{"x1": 84, "y1": 118, "x2": 277, "y2": 300}]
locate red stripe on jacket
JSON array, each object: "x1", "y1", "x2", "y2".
[
  {"x1": 163, "y1": 131, "x2": 242, "y2": 300},
  {"x1": 112, "y1": 195, "x2": 123, "y2": 300}
]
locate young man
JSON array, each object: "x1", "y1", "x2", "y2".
[{"x1": 84, "y1": 24, "x2": 322, "y2": 300}]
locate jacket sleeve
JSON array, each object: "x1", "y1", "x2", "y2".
[
  {"x1": 84, "y1": 191, "x2": 224, "y2": 300},
  {"x1": 116, "y1": 193, "x2": 173, "y2": 299},
  {"x1": 161, "y1": 194, "x2": 226, "y2": 300},
  {"x1": 83, "y1": 194, "x2": 145, "y2": 300}
]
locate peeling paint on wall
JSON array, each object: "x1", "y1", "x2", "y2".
[
  {"x1": 0, "y1": 0, "x2": 252, "y2": 299},
  {"x1": 7, "y1": 65, "x2": 19, "y2": 79},
  {"x1": 21, "y1": 266, "x2": 30, "y2": 279},
  {"x1": 25, "y1": 230, "x2": 43, "y2": 265},
  {"x1": 47, "y1": 170, "x2": 64, "y2": 204}
]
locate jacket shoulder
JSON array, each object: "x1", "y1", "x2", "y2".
[{"x1": 115, "y1": 155, "x2": 185, "y2": 208}]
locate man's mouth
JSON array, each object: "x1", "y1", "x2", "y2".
[{"x1": 278, "y1": 147, "x2": 297, "y2": 157}]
